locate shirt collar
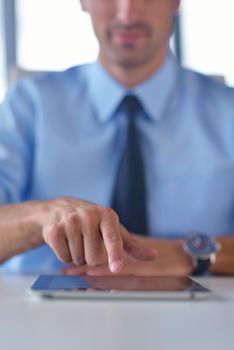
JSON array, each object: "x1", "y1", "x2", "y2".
[
  {"x1": 87, "y1": 52, "x2": 179, "y2": 122},
  {"x1": 87, "y1": 61, "x2": 126, "y2": 123}
]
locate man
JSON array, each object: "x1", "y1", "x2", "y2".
[{"x1": 0, "y1": 0, "x2": 234, "y2": 276}]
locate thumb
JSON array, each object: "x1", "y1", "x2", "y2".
[{"x1": 120, "y1": 225, "x2": 157, "y2": 261}]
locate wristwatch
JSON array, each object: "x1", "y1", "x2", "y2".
[{"x1": 183, "y1": 233, "x2": 220, "y2": 275}]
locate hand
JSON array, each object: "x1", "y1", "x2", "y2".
[
  {"x1": 62, "y1": 238, "x2": 193, "y2": 276},
  {"x1": 42, "y1": 197, "x2": 156, "y2": 273}
]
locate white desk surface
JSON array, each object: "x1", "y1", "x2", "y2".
[{"x1": 0, "y1": 275, "x2": 233, "y2": 350}]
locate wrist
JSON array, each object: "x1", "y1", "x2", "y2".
[
  {"x1": 147, "y1": 238, "x2": 194, "y2": 276},
  {"x1": 21, "y1": 200, "x2": 52, "y2": 245},
  {"x1": 0, "y1": 200, "x2": 51, "y2": 262},
  {"x1": 208, "y1": 236, "x2": 224, "y2": 274},
  {"x1": 176, "y1": 239, "x2": 194, "y2": 275}
]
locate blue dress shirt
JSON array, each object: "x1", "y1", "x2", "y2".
[{"x1": 1, "y1": 53, "x2": 234, "y2": 273}]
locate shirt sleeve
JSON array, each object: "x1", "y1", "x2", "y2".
[{"x1": 0, "y1": 80, "x2": 36, "y2": 203}]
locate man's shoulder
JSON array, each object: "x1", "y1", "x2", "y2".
[
  {"x1": 30, "y1": 62, "x2": 93, "y2": 89},
  {"x1": 11, "y1": 62, "x2": 91, "y2": 90},
  {"x1": 180, "y1": 65, "x2": 234, "y2": 104},
  {"x1": 4, "y1": 62, "x2": 94, "y2": 104}
]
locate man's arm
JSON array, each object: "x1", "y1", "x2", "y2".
[
  {"x1": 63, "y1": 234, "x2": 234, "y2": 276},
  {"x1": 209, "y1": 236, "x2": 234, "y2": 275},
  {"x1": 0, "y1": 201, "x2": 46, "y2": 263},
  {"x1": 0, "y1": 198, "x2": 156, "y2": 272},
  {"x1": 138, "y1": 235, "x2": 234, "y2": 276}
]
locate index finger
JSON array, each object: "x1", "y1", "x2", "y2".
[{"x1": 99, "y1": 209, "x2": 123, "y2": 273}]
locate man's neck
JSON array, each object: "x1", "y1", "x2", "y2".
[{"x1": 99, "y1": 51, "x2": 167, "y2": 88}]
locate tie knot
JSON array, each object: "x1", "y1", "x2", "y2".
[{"x1": 121, "y1": 95, "x2": 142, "y2": 117}]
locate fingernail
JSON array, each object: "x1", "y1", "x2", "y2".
[{"x1": 110, "y1": 260, "x2": 123, "y2": 273}]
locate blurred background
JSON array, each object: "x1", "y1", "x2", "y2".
[{"x1": 0, "y1": 0, "x2": 234, "y2": 101}]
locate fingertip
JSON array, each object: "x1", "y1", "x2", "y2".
[
  {"x1": 110, "y1": 260, "x2": 123, "y2": 273},
  {"x1": 144, "y1": 247, "x2": 158, "y2": 260},
  {"x1": 141, "y1": 246, "x2": 158, "y2": 260}
]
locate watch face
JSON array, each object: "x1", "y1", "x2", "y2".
[{"x1": 186, "y1": 233, "x2": 217, "y2": 257}]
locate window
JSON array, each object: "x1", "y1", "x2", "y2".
[
  {"x1": 16, "y1": 0, "x2": 178, "y2": 72},
  {"x1": 8, "y1": 0, "x2": 234, "y2": 90},
  {"x1": 16, "y1": 0, "x2": 98, "y2": 71},
  {"x1": 0, "y1": 0, "x2": 6, "y2": 101},
  {"x1": 181, "y1": 0, "x2": 234, "y2": 86}
]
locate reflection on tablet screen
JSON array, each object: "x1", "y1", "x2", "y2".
[
  {"x1": 32, "y1": 275, "x2": 195, "y2": 292},
  {"x1": 30, "y1": 275, "x2": 212, "y2": 300}
]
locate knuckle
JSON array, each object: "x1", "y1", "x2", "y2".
[
  {"x1": 67, "y1": 212, "x2": 78, "y2": 225},
  {"x1": 44, "y1": 223, "x2": 63, "y2": 243},
  {"x1": 78, "y1": 207, "x2": 96, "y2": 223},
  {"x1": 66, "y1": 214, "x2": 79, "y2": 234},
  {"x1": 102, "y1": 207, "x2": 118, "y2": 220}
]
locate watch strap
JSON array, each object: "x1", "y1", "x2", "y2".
[{"x1": 192, "y1": 258, "x2": 211, "y2": 276}]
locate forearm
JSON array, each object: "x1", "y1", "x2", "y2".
[
  {"x1": 209, "y1": 236, "x2": 234, "y2": 275},
  {"x1": 0, "y1": 201, "x2": 48, "y2": 263},
  {"x1": 136, "y1": 234, "x2": 234, "y2": 276}
]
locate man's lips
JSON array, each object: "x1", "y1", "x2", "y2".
[{"x1": 111, "y1": 30, "x2": 147, "y2": 44}]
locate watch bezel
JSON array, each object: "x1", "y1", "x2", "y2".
[{"x1": 184, "y1": 233, "x2": 219, "y2": 259}]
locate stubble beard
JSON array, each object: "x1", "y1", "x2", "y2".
[
  {"x1": 105, "y1": 42, "x2": 161, "y2": 70},
  {"x1": 104, "y1": 22, "x2": 156, "y2": 69}
]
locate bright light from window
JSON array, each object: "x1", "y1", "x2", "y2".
[
  {"x1": 13, "y1": 0, "x2": 234, "y2": 88},
  {"x1": 181, "y1": 0, "x2": 234, "y2": 86},
  {"x1": 17, "y1": 0, "x2": 99, "y2": 71},
  {"x1": 0, "y1": 1, "x2": 6, "y2": 101}
]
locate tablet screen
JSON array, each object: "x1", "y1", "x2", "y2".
[{"x1": 30, "y1": 275, "x2": 211, "y2": 299}]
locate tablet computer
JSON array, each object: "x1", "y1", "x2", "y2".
[{"x1": 29, "y1": 275, "x2": 211, "y2": 300}]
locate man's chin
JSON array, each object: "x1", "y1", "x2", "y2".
[
  {"x1": 114, "y1": 60, "x2": 143, "y2": 70},
  {"x1": 111, "y1": 54, "x2": 152, "y2": 70},
  {"x1": 107, "y1": 40, "x2": 158, "y2": 67}
]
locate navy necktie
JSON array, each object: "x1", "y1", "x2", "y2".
[{"x1": 111, "y1": 95, "x2": 148, "y2": 235}]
